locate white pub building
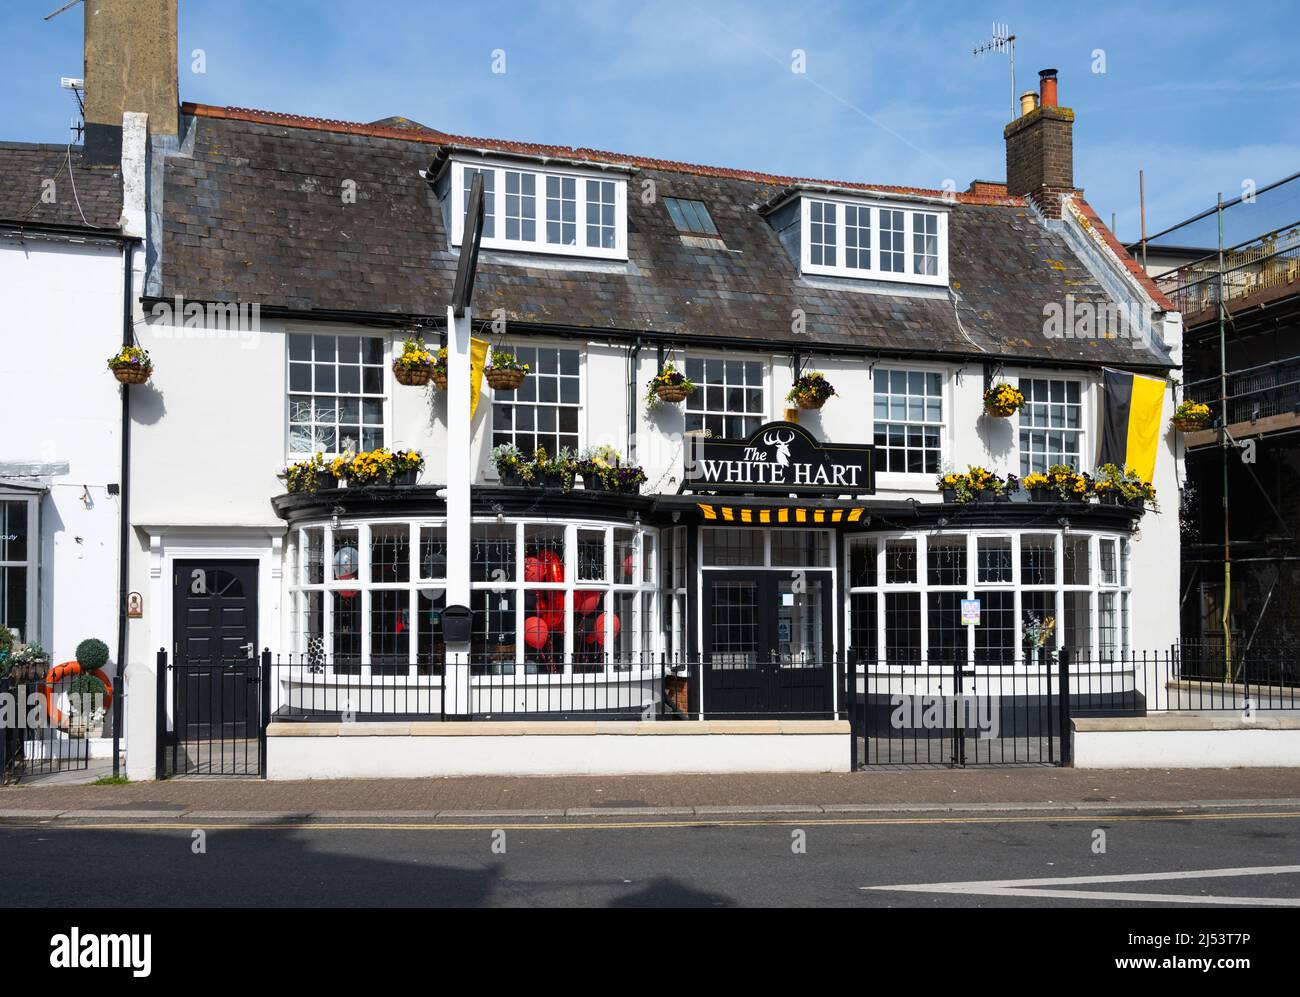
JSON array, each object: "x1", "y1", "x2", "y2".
[{"x1": 3, "y1": 3, "x2": 1187, "y2": 779}]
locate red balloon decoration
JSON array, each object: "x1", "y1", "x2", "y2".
[
  {"x1": 574, "y1": 590, "x2": 602, "y2": 616},
  {"x1": 535, "y1": 591, "x2": 566, "y2": 630},
  {"x1": 524, "y1": 556, "x2": 545, "y2": 582},
  {"x1": 586, "y1": 612, "x2": 620, "y2": 645},
  {"x1": 523, "y1": 616, "x2": 550, "y2": 649},
  {"x1": 541, "y1": 549, "x2": 564, "y2": 583},
  {"x1": 622, "y1": 553, "x2": 636, "y2": 580}
]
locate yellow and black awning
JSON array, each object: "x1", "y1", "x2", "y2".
[{"x1": 696, "y1": 503, "x2": 867, "y2": 525}]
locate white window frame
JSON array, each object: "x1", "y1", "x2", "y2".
[
  {"x1": 871, "y1": 364, "x2": 949, "y2": 484},
  {"x1": 449, "y1": 159, "x2": 628, "y2": 261},
  {"x1": 683, "y1": 353, "x2": 770, "y2": 439},
  {"x1": 0, "y1": 492, "x2": 39, "y2": 646},
  {"x1": 1015, "y1": 373, "x2": 1089, "y2": 476},
  {"x1": 489, "y1": 342, "x2": 585, "y2": 458},
  {"x1": 285, "y1": 329, "x2": 391, "y2": 459},
  {"x1": 843, "y1": 529, "x2": 1133, "y2": 667},
  {"x1": 799, "y1": 194, "x2": 948, "y2": 286}
]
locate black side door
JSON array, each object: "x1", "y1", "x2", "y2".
[{"x1": 172, "y1": 560, "x2": 259, "y2": 739}]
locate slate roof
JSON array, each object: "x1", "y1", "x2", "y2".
[
  {"x1": 0, "y1": 142, "x2": 123, "y2": 231},
  {"x1": 158, "y1": 104, "x2": 1172, "y2": 367}
]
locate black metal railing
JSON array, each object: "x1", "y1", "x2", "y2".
[
  {"x1": 1184, "y1": 353, "x2": 1300, "y2": 428},
  {"x1": 1155, "y1": 221, "x2": 1300, "y2": 315},
  {"x1": 1069, "y1": 646, "x2": 1299, "y2": 714},
  {"x1": 266, "y1": 653, "x2": 836, "y2": 722}
]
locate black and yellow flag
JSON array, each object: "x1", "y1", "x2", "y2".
[{"x1": 1099, "y1": 368, "x2": 1166, "y2": 482}]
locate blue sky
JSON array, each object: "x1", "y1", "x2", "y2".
[{"x1": 4, "y1": 0, "x2": 1298, "y2": 244}]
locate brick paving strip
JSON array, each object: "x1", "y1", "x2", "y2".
[{"x1": 1, "y1": 768, "x2": 1298, "y2": 819}]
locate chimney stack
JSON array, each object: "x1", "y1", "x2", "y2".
[
  {"x1": 83, "y1": 0, "x2": 179, "y2": 165},
  {"x1": 1003, "y1": 68, "x2": 1074, "y2": 218}
]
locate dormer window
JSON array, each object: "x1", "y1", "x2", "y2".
[
  {"x1": 449, "y1": 160, "x2": 627, "y2": 260},
  {"x1": 798, "y1": 195, "x2": 947, "y2": 285}
]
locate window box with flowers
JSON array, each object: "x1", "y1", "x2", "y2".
[
  {"x1": 645, "y1": 362, "x2": 695, "y2": 407},
  {"x1": 1027, "y1": 463, "x2": 1093, "y2": 502},
  {"x1": 936, "y1": 466, "x2": 1017, "y2": 503},
  {"x1": 283, "y1": 452, "x2": 337, "y2": 494},
  {"x1": 1171, "y1": 400, "x2": 1211, "y2": 432},
  {"x1": 107, "y1": 345, "x2": 152, "y2": 384},
  {"x1": 982, "y1": 381, "x2": 1025, "y2": 418},
  {"x1": 392, "y1": 336, "x2": 436, "y2": 386},
  {"x1": 334, "y1": 448, "x2": 424, "y2": 487},
  {"x1": 577, "y1": 445, "x2": 647, "y2": 494},
  {"x1": 1093, "y1": 463, "x2": 1158, "y2": 511},
  {"x1": 786, "y1": 371, "x2": 836, "y2": 410},
  {"x1": 485, "y1": 350, "x2": 530, "y2": 391}
]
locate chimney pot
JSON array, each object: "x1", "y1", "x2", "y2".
[
  {"x1": 1019, "y1": 91, "x2": 1039, "y2": 117},
  {"x1": 1038, "y1": 68, "x2": 1059, "y2": 108}
]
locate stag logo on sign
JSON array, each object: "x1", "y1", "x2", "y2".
[
  {"x1": 684, "y1": 421, "x2": 875, "y2": 495},
  {"x1": 50, "y1": 929, "x2": 151, "y2": 977},
  {"x1": 764, "y1": 429, "x2": 793, "y2": 467}
]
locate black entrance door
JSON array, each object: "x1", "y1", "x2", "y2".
[
  {"x1": 700, "y1": 570, "x2": 834, "y2": 717},
  {"x1": 171, "y1": 560, "x2": 260, "y2": 742}
]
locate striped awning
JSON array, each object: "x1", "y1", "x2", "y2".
[{"x1": 696, "y1": 503, "x2": 866, "y2": 525}]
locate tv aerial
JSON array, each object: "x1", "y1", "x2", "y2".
[{"x1": 973, "y1": 22, "x2": 1017, "y2": 120}]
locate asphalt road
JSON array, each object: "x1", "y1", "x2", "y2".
[{"x1": 3, "y1": 808, "x2": 1299, "y2": 907}]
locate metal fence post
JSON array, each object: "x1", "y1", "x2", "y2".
[
  {"x1": 259, "y1": 649, "x2": 271, "y2": 779},
  {"x1": 112, "y1": 674, "x2": 123, "y2": 778},
  {"x1": 154, "y1": 648, "x2": 167, "y2": 780},
  {"x1": 952, "y1": 653, "x2": 964, "y2": 768},
  {"x1": 1057, "y1": 647, "x2": 1072, "y2": 767}
]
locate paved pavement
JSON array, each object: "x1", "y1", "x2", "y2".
[
  {"x1": 2, "y1": 806, "x2": 1298, "y2": 907},
  {"x1": 3, "y1": 767, "x2": 1299, "y2": 817}
]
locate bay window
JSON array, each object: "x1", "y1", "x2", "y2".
[{"x1": 846, "y1": 530, "x2": 1132, "y2": 666}]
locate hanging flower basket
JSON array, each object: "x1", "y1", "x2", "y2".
[
  {"x1": 485, "y1": 350, "x2": 530, "y2": 391},
  {"x1": 786, "y1": 371, "x2": 836, "y2": 410},
  {"x1": 486, "y1": 367, "x2": 526, "y2": 391},
  {"x1": 646, "y1": 363, "x2": 696, "y2": 408},
  {"x1": 433, "y1": 372, "x2": 448, "y2": 390},
  {"x1": 1171, "y1": 400, "x2": 1211, "y2": 433},
  {"x1": 392, "y1": 335, "x2": 436, "y2": 387},
  {"x1": 983, "y1": 382, "x2": 1026, "y2": 418},
  {"x1": 394, "y1": 366, "x2": 431, "y2": 387},
  {"x1": 107, "y1": 346, "x2": 152, "y2": 384}
]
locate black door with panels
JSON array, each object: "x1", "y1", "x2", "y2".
[
  {"x1": 701, "y1": 570, "x2": 834, "y2": 718},
  {"x1": 171, "y1": 560, "x2": 260, "y2": 741}
]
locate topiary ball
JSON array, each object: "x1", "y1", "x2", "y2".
[{"x1": 75, "y1": 638, "x2": 110, "y2": 672}]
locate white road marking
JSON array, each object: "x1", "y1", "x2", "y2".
[{"x1": 863, "y1": 864, "x2": 1300, "y2": 906}]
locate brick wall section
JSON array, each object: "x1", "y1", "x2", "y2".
[{"x1": 1004, "y1": 106, "x2": 1074, "y2": 218}]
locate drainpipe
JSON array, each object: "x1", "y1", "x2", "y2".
[{"x1": 113, "y1": 241, "x2": 135, "y2": 778}]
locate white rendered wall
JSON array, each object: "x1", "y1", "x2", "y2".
[{"x1": 0, "y1": 236, "x2": 124, "y2": 665}]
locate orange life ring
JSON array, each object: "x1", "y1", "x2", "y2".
[{"x1": 41, "y1": 661, "x2": 112, "y2": 730}]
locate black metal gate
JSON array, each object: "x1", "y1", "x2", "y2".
[
  {"x1": 846, "y1": 650, "x2": 1072, "y2": 768},
  {"x1": 157, "y1": 649, "x2": 268, "y2": 777},
  {"x1": 1, "y1": 674, "x2": 93, "y2": 784}
]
